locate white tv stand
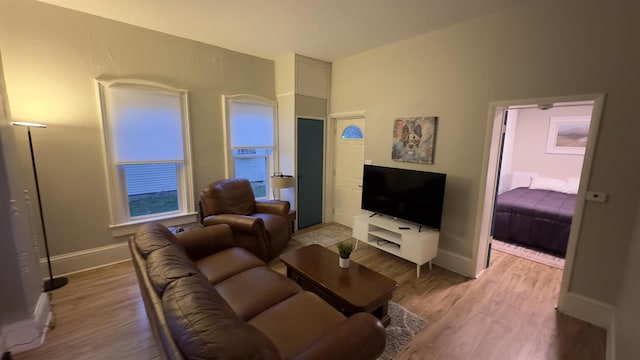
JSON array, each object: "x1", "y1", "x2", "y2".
[{"x1": 352, "y1": 213, "x2": 439, "y2": 278}]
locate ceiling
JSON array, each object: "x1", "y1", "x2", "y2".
[{"x1": 38, "y1": 0, "x2": 524, "y2": 62}]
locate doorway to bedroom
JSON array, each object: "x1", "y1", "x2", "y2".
[
  {"x1": 488, "y1": 101, "x2": 595, "y2": 270},
  {"x1": 475, "y1": 93, "x2": 606, "y2": 297}
]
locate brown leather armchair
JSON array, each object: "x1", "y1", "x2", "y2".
[{"x1": 200, "y1": 178, "x2": 291, "y2": 261}]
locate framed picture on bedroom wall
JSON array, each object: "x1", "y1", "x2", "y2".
[{"x1": 545, "y1": 116, "x2": 590, "y2": 155}]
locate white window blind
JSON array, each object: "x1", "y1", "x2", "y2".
[
  {"x1": 229, "y1": 101, "x2": 274, "y2": 148},
  {"x1": 98, "y1": 79, "x2": 195, "y2": 231},
  {"x1": 106, "y1": 87, "x2": 184, "y2": 163}
]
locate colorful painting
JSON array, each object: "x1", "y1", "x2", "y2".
[
  {"x1": 546, "y1": 116, "x2": 590, "y2": 155},
  {"x1": 391, "y1": 116, "x2": 438, "y2": 164}
]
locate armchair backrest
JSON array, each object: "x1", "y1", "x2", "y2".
[{"x1": 200, "y1": 178, "x2": 257, "y2": 217}]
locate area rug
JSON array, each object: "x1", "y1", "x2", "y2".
[
  {"x1": 289, "y1": 224, "x2": 426, "y2": 359},
  {"x1": 292, "y1": 223, "x2": 353, "y2": 247},
  {"x1": 492, "y1": 239, "x2": 565, "y2": 269},
  {"x1": 379, "y1": 302, "x2": 426, "y2": 360}
]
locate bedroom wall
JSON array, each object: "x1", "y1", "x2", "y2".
[
  {"x1": 0, "y1": 0, "x2": 275, "y2": 258},
  {"x1": 511, "y1": 105, "x2": 592, "y2": 180},
  {"x1": 331, "y1": 0, "x2": 640, "y2": 308}
]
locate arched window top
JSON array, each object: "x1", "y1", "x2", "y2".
[{"x1": 341, "y1": 125, "x2": 363, "y2": 139}]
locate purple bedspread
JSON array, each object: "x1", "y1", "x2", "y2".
[{"x1": 493, "y1": 188, "x2": 576, "y2": 257}]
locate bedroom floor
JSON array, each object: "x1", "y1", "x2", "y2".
[{"x1": 491, "y1": 239, "x2": 565, "y2": 269}]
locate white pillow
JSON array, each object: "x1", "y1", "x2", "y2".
[
  {"x1": 565, "y1": 177, "x2": 580, "y2": 194},
  {"x1": 529, "y1": 176, "x2": 568, "y2": 193}
]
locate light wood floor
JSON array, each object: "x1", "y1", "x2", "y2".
[{"x1": 13, "y1": 234, "x2": 605, "y2": 360}]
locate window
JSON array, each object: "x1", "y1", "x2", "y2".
[
  {"x1": 342, "y1": 125, "x2": 364, "y2": 139},
  {"x1": 233, "y1": 148, "x2": 269, "y2": 198},
  {"x1": 98, "y1": 80, "x2": 195, "y2": 232},
  {"x1": 224, "y1": 95, "x2": 277, "y2": 199}
]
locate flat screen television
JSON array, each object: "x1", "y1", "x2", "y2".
[{"x1": 361, "y1": 165, "x2": 446, "y2": 230}]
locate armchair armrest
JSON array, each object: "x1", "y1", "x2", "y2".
[
  {"x1": 292, "y1": 313, "x2": 386, "y2": 360},
  {"x1": 255, "y1": 200, "x2": 290, "y2": 217},
  {"x1": 202, "y1": 213, "x2": 269, "y2": 261},
  {"x1": 175, "y1": 224, "x2": 234, "y2": 261},
  {"x1": 203, "y1": 214, "x2": 264, "y2": 234}
]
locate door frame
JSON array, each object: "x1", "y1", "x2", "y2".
[
  {"x1": 327, "y1": 110, "x2": 367, "y2": 223},
  {"x1": 473, "y1": 93, "x2": 606, "y2": 313},
  {"x1": 296, "y1": 116, "x2": 327, "y2": 227}
]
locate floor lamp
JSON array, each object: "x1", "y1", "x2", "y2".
[{"x1": 12, "y1": 121, "x2": 68, "y2": 291}]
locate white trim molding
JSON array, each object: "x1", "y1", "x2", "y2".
[
  {"x1": 2, "y1": 293, "x2": 51, "y2": 354},
  {"x1": 433, "y1": 248, "x2": 474, "y2": 278},
  {"x1": 558, "y1": 291, "x2": 614, "y2": 330},
  {"x1": 329, "y1": 110, "x2": 366, "y2": 119},
  {"x1": 606, "y1": 311, "x2": 615, "y2": 360},
  {"x1": 40, "y1": 242, "x2": 131, "y2": 278},
  {"x1": 110, "y1": 212, "x2": 197, "y2": 237}
]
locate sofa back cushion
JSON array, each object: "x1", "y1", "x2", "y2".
[
  {"x1": 134, "y1": 222, "x2": 178, "y2": 258},
  {"x1": 147, "y1": 244, "x2": 201, "y2": 295},
  {"x1": 163, "y1": 274, "x2": 281, "y2": 360}
]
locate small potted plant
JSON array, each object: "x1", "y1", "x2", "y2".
[{"x1": 337, "y1": 241, "x2": 355, "y2": 268}]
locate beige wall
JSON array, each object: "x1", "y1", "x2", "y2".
[
  {"x1": 0, "y1": 1, "x2": 275, "y2": 256},
  {"x1": 511, "y1": 106, "x2": 591, "y2": 180},
  {"x1": 615, "y1": 195, "x2": 640, "y2": 359},
  {"x1": 0, "y1": 51, "x2": 42, "y2": 326},
  {"x1": 331, "y1": 0, "x2": 640, "y2": 305}
]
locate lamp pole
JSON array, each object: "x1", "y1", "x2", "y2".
[{"x1": 13, "y1": 121, "x2": 68, "y2": 291}]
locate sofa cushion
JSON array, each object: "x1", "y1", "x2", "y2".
[
  {"x1": 214, "y1": 266, "x2": 302, "y2": 320},
  {"x1": 196, "y1": 247, "x2": 265, "y2": 284},
  {"x1": 134, "y1": 222, "x2": 178, "y2": 258},
  {"x1": 249, "y1": 292, "x2": 345, "y2": 360},
  {"x1": 163, "y1": 274, "x2": 280, "y2": 360},
  {"x1": 147, "y1": 244, "x2": 200, "y2": 295}
]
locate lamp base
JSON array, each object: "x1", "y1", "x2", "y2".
[{"x1": 44, "y1": 277, "x2": 68, "y2": 292}]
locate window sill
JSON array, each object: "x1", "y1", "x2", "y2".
[{"x1": 110, "y1": 212, "x2": 198, "y2": 238}]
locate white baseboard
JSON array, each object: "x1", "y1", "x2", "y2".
[
  {"x1": 558, "y1": 291, "x2": 614, "y2": 330},
  {"x1": 3, "y1": 293, "x2": 51, "y2": 353},
  {"x1": 433, "y1": 248, "x2": 474, "y2": 278},
  {"x1": 41, "y1": 242, "x2": 131, "y2": 278}
]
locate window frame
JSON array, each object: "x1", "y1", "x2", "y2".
[
  {"x1": 97, "y1": 79, "x2": 196, "y2": 235},
  {"x1": 222, "y1": 94, "x2": 278, "y2": 199}
]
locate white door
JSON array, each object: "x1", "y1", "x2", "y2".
[{"x1": 333, "y1": 118, "x2": 365, "y2": 226}]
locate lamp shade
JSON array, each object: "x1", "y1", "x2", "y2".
[
  {"x1": 272, "y1": 175, "x2": 294, "y2": 190},
  {"x1": 12, "y1": 121, "x2": 47, "y2": 128}
]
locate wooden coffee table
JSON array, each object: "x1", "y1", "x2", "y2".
[{"x1": 279, "y1": 244, "x2": 398, "y2": 326}]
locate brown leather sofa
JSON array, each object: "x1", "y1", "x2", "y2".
[
  {"x1": 129, "y1": 222, "x2": 386, "y2": 360},
  {"x1": 200, "y1": 178, "x2": 290, "y2": 262}
]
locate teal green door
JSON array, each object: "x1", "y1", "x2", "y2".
[{"x1": 297, "y1": 118, "x2": 324, "y2": 229}]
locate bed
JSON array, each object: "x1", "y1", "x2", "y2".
[{"x1": 492, "y1": 184, "x2": 577, "y2": 257}]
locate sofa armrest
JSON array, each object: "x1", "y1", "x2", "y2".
[
  {"x1": 175, "y1": 224, "x2": 234, "y2": 261},
  {"x1": 292, "y1": 313, "x2": 386, "y2": 360},
  {"x1": 255, "y1": 200, "x2": 290, "y2": 217}
]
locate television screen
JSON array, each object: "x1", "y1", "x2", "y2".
[{"x1": 361, "y1": 165, "x2": 446, "y2": 229}]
